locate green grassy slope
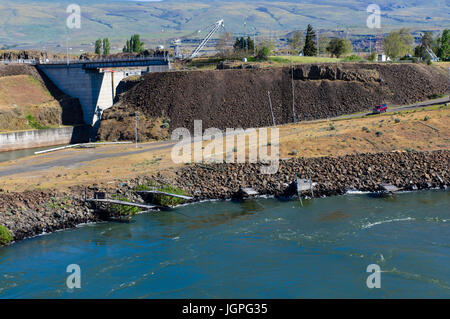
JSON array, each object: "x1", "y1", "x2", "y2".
[{"x1": 0, "y1": 0, "x2": 448, "y2": 51}]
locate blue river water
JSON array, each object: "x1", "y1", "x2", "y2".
[{"x1": 0, "y1": 190, "x2": 449, "y2": 298}]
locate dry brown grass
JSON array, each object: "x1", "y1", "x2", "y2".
[
  {"x1": 0, "y1": 75, "x2": 60, "y2": 132},
  {"x1": 278, "y1": 105, "x2": 449, "y2": 158}
]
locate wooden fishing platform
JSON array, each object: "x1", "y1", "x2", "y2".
[
  {"x1": 379, "y1": 183, "x2": 401, "y2": 194},
  {"x1": 296, "y1": 176, "x2": 316, "y2": 207},
  {"x1": 239, "y1": 188, "x2": 259, "y2": 197},
  {"x1": 86, "y1": 198, "x2": 158, "y2": 210},
  {"x1": 135, "y1": 190, "x2": 193, "y2": 200}
]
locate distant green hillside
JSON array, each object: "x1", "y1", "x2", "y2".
[{"x1": 0, "y1": 0, "x2": 448, "y2": 52}]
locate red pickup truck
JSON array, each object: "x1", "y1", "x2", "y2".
[{"x1": 373, "y1": 104, "x2": 388, "y2": 114}]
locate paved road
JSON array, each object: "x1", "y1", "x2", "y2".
[
  {"x1": 334, "y1": 96, "x2": 449, "y2": 121},
  {"x1": 0, "y1": 141, "x2": 176, "y2": 178},
  {"x1": 0, "y1": 96, "x2": 448, "y2": 178}
]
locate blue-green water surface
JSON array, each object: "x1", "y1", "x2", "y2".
[{"x1": 0, "y1": 191, "x2": 448, "y2": 298}]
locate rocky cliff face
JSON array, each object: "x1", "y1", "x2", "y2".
[{"x1": 97, "y1": 63, "x2": 447, "y2": 141}]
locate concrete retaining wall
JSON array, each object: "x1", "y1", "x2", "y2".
[{"x1": 0, "y1": 126, "x2": 90, "y2": 152}]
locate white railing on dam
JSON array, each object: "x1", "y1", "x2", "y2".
[
  {"x1": 1, "y1": 59, "x2": 37, "y2": 65},
  {"x1": 1, "y1": 55, "x2": 169, "y2": 65},
  {"x1": 41, "y1": 56, "x2": 169, "y2": 65}
]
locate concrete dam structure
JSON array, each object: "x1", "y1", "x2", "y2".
[{"x1": 36, "y1": 57, "x2": 170, "y2": 132}]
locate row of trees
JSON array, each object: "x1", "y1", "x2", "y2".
[
  {"x1": 94, "y1": 34, "x2": 146, "y2": 55},
  {"x1": 288, "y1": 25, "x2": 318, "y2": 56},
  {"x1": 288, "y1": 25, "x2": 449, "y2": 61},
  {"x1": 384, "y1": 28, "x2": 449, "y2": 61},
  {"x1": 289, "y1": 25, "x2": 353, "y2": 58},
  {"x1": 122, "y1": 34, "x2": 145, "y2": 53},
  {"x1": 94, "y1": 38, "x2": 110, "y2": 55}
]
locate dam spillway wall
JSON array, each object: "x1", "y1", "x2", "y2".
[
  {"x1": 37, "y1": 59, "x2": 171, "y2": 130},
  {"x1": 36, "y1": 64, "x2": 126, "y2": 126}
]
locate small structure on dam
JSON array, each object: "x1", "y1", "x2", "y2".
[{"x1": 36, "y1": 56, "x2": 170, "y2": 134}]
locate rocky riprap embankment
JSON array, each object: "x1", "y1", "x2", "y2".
[
  {"x1": 0, "y1": 150, "x2": 448, "y2": 246},
  {"x1": 174, "y1": 150, "x2": 449, "y2": 200},
  {"x1": 0, "y1": 190, "x2": 96, "y2": 243}
]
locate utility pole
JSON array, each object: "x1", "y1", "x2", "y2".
[
  {"x1": 317, "y1": 30, "x2": 319, "y2": 56},
  {"x1": 66, "y1": 37, "x2": 69, "y2": 66},
  {"x1": 291, "y1": 61, "x2": 297, "y2": 123},
  {"x1": 135, "y1": 111, "x2": 138, "y2": 148},
  {"x1": 267, "y1": 91, "x2": 276, "y2": 127}
]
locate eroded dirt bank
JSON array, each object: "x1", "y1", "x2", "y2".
[
  {"x1": 97, "y1": 63, "x2": 448, "y2": 141},
  {"x1": 0, "y1": 150, "x2": 448, "y2": 245},
  {"x1": 0, "y1": 64, "x2": 84, "y2": 130}
]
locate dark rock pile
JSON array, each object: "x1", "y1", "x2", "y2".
[
  {"x1": 98, "y1": 63, "x2": 448, "y2": 140},
  {"x1": 175, "y1": 150, "x2": 449, "y2": 200}
]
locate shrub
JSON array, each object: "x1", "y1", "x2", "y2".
[
  {"x1": 375, "y1": 131, "x2": 383, "y2": 137},
  {"x1": 255, "y1": 46, "x2": 271, "y2": 61},
  {"x1": 0, "y1": 225, "x2": 13, "y2": 245},
  {"x1": 428, "y1": 93, "x2": 444, "y2": 100},
  {"x1": 110, "y1": 195, "x2": 140, "y2": 216},
  {"x1": 343, "y1": 54, "x2": 363, "y2": 62},
  {"x1": 424, "y1": 116, "x2": 431, "y2": 121},
  {"x1": 25, "y1": 114, "x2": 48, "y2": 130},
  {"x1": 135, "y1": 183, "x2": 188, "y2": 207},
  {"x1": 289, "y1": 149, "x2": 298, "y2": 156},
  {"x1": 394, "y1": 118, "x2": 401, "y2": 123}
]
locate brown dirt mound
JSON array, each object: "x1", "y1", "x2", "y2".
[
  {"x1": 0, "y1": 64, "x2": 84, "y2": 129},
  {"x1": 98, "y1": 63, "x2": 448, "y2": 140}
]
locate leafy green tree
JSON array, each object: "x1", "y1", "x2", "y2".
[
  {"x1": 318, "y1": 35, "x2": 330, "y2": 55},
  {"x1": 421, "y1": 32, "x2": 434, "y2": 49},
  {"x1": 123, "y1": 40, "x2": 130, "y2": 53},
  {"x1": 289, "y1": 31, "x2": 303, "y2": 55},
  {"x1": 247, "y1": 37, "x2": 255, "y2": 53},
  {"x1": 233, "y1": 36, "x2": 255, "y2": 56},
  {"x1": 255, "y1": 39, "x2": 274, "y2": 60},
  {"x1": 303, "y1": 24, "x2": 317, "y2": 56},
  {"x1": 102, "y1": 38, "x2": 110, "y2": 55},
  {"x1": 234, "y1": 37, "x2": 244, "y2": 51},
  {"x1": 255, "y1": 46, "x2": 271, "y2": 60},
  {"x1": 326, "y1": 37, "x2": 352, "y2": 58},
  {"x1": 123, "y1": 35, "x2": 145, "y2": 53},
  {"x1": 95, "y1": 39, "x2": 102, "y2": 55},
  {"x1": 414, "y1": 44, "x2": 426, "y2": 59},
  {"x1": 437, "y1": 29, "x2": 449, "y2": 61},
  {"x1": 131, "y1": 34, "x2": 145, "y2": 53},
  {"x1": 383, "y1": 28, "x2": 414, "y2": 59}
]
